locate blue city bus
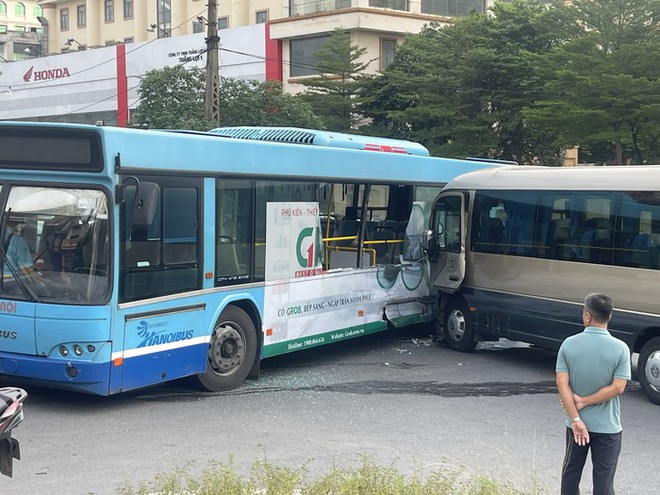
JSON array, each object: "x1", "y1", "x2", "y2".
[{"x1": 0, "y1": 122, "x2": 497, "y2": 395}]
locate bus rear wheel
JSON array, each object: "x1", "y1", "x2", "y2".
[
  {"x1": 442, "y1": 300, "x2": 477, "y2": 352},
  {"x1": 196, "y1": 306, "x2": 257, "y2": 392},
  {"x1": 638, "y1": 337, "x2": 660, "y2": 405}
]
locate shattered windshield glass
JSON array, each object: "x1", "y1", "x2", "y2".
[{"x1": 1, "y1": 186, "x2": 110, "y2": 304}]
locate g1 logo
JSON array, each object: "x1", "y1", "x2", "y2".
[{"x1": 296, "y1": 227, "x2": 315, "y2": 268}]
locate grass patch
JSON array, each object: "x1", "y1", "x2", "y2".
[{"x1": 117, "y1": 455, "x2": 543, "y2": 495}]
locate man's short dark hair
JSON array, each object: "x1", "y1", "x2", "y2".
[{"x1": 584, "y1": 293, "x2": 613, "y2": 323}]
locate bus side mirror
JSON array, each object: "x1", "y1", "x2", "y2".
[
  {"x1": 423, "y1": 229, "x2": 439, "y2": 260},
  {"x1": 131, "y1": 181, "x2": 160, "y2": 227}
]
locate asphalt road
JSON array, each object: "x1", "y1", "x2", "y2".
[{"x1": 1, "y1": 326, "x2": 657, "y2": 494}]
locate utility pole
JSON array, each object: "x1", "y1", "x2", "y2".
[{"x1": 205, "y1": 0, "x2": 220, "y2": 124}]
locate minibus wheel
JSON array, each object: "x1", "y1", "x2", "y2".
[
  {"x1": 442, "y1": 299, "x2": 477, "y2": 352},
  {"x1": 638, "y1": 337, "x2": 660, "y2": 405},
  {"x1": 196, "y1": 306, "x2": 257, "y2": 392}
]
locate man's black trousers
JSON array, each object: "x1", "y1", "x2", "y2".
[{"x1": 561, "y1": 427, "x2": 622, "y2": 495}]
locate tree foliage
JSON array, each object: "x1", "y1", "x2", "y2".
[
  {"x1": 297, "y1": 28, "x2": 374, "y2": 132},
  {"x1": 218, "y1": 79, "x2": 324, "y2": 128},
  {"x1": 524, "y1": 0, "x2": 660, "y2": 164},
  {"x1": 132, "y1": 65, "x2": 213, "y2": 131},
  {"x1": 132, "y1": 66, "x2": 323, "y2": 131},
  {"x1": 131, "y1": 1, "x2": 660, "y2": 164},
  {"x1": 361, "y1": 0, "x2": 660, "y2": 164},
  {"x1": 360, "y1": 1, "x2": 574, "y2": 164}
]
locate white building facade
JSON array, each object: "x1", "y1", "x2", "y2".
[{"x1": 0, "y1": 24, "x2": 273, "y2": 125}]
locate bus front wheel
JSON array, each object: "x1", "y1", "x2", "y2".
[
  {"x1": 638, "y1": 337, "x2": 660, "y2": 405},
  {"x1": 442, "y1": 300, "x2": 477, "y2": 352},
  {"x1": 196, "y1": 306, "x2": 257, "y2": 392}
]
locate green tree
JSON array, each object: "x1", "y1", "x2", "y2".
[
  {"x1": 360, "y1": 1, "x2": 575, "y2": 163},
  {"x1": 524, "y1": 0, "x2": 660, "y2": 164},
  {"x1": 132, "y1": 65, "x2": 214, "y2": 130},
  {"x1": 218, "y1": 79, "x2": 324, "y2": 128},
  {"x1": 297, "y1": 28, "x2": 373, "y2": 132},
  {"x1": 132, "y1": 66, "x2": 323, "y2": 130}
]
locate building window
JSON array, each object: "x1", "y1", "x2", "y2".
[
  {"x1": 157, "y1": 0, "x2": 171, "y2": 37},
  {"x1": 369, "y1": 0, "x2": 408, "y2": 10},
  {"x1": 380, "y1": 38, "x2": 396, "y2": 71},
  {"x1": 0, "y1": 25, "x2": 6, "y2": 33},
  {"x1": 33, "y1": 5, "x2": 42, "y2": 17},
  {"x1": 290, "y1": 35, "x2": 330, "y2": 77},
  {"x1": 60, "y1": 8, "x2": 69, "y2": 31},
  {"x1": 124, "y1": 37, "x2": 134, "y2": 44},
  {"x1": 15, "y1": 3, "x2": 26, "y2": 16},
  {"x1": 0, "y1": 2, "x2": 5, "y2": 15},
  {"x1": 421, "y1": 0, "x2": 485, "y2": 16},
  {"x1": 105, "y1": 0, "x2": 114, "y2": 22},
  {"x1": 290, "y1": 0, "x2": 351, "y2": 16},
  {"x1": 15, "y1": 25, "x2": 25, "y2": 31},
  {"x1": 192, "y1": 19, "x2": 204, "y2": 33},
  {"x1": 124, "y1": 0, "x2": 133, "y2": 19},
  {"x1": 77, "y1": 5, "x2": 86, "y2": 28},
  {"x1": 217, "y1": 16, "x2": 228, "y2": 30},
  {"x1": 256, "y1": 10, "x2": 268, "y2": 24}
]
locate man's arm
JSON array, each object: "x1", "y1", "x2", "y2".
[
  {"x1": 9, "y1": 235, "x2": 34, "y2": 272},
  {"x1": 573, "y1": 378, "x2": 627, "y2": 410},
  {"x1": 556, "y1": 371, "x2": 590, "y2": 445}
]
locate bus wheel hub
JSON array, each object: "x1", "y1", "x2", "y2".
[{"x1": 210, "y1": 326, "x2": 244, "y2": 373}]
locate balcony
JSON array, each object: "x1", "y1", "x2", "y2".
[
  {"x1": 290, "y1": 0, "x2": 352, "y2": 16},
  {"x1": 289, "y1": 0, "x2": 410, "y2": 17}
]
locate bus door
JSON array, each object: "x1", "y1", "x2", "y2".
[
  {"x1": 117, "y1": 175, "x2": 206, "y2": 392},
  {"x1": 429, "y1": 193, "x2": 466, "y2": 292}
]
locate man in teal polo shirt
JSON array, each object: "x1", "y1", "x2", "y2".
[{"x1": 556, "y1": 293, "x2": 631, "y2": 495}]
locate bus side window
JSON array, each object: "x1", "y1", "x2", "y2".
[
  {"x1": 471, "y1": 195, "x2": 504, "y2": 254},
  {"x1": 121, "y1": 180, "x2": 202, "y2": 302},
  {"x1": 622, "y1": 192, "x2": 660, "y2": 269},
  {"x1": 579, "y1": 217, "x2": 612, "y2": 264},
  {"x1": 216, "y1": 179, "x2": 253, "y2": 285},
  {"x1": 163, "y1": 188, "x2": 198, "y2": 264},
  {"x1": 502, "y1": 200, "x2": 535, "y2": 256}
]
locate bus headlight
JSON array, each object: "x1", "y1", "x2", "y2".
[
  {"x1": 73, "y1": 345, "x2": 83, "y2": 356},
  {"x1": 59, "y1": 346, "x2": 69, "y2": 357}
]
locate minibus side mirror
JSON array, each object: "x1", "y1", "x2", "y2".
[{"x1": 423, "y1": 229, "x2": 439, "y2": 261}]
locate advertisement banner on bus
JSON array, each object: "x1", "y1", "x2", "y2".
[{"x1": 265, "y1": 202, "x2": 323, "y2": 281}]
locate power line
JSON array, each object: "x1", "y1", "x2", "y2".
[{"x1": 5, "y1": 26, "x2": 584, "y2": 124}]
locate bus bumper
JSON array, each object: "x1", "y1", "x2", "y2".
[{"x1": 0, "y1": 352, "x2": 111, "y2": 395}]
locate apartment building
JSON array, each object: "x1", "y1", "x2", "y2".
[
  {"x1": 0, "y1": 1, "x2": 42, "y2": 34},
  {"x1": 0, "y1": 1, "x2": 44, "y2": 60}
]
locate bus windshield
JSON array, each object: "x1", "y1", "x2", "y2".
[{"x1": 0, "y1": 186, "x2": 110, "y2": 304}]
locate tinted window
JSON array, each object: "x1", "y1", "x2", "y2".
[
  {"x1": 472, "y1": 192, "x2": 537, "y2": 256},
  {"x1": 472, "y1": 190, "x2": 660, "y2": 270},
  {"x1": 216, "y1": 179, "x2": 253, "y2": 285},
  {"x1": 290, "y1": 36, "x2": 330, "y2": 77},
  {"x1": 120, "y1": 178, "x2": 201, "y2": 302},
  {"x1": 435, "y1": 195, "x2": 462, "y2": 253}
]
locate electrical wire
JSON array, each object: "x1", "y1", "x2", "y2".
[{"x1": 4, "y1": 19, "x2": 580, "y2": 123}]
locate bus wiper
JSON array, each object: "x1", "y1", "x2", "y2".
[{"x1": 0, "y1": 244, "x2": 40, "y2": 303}]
